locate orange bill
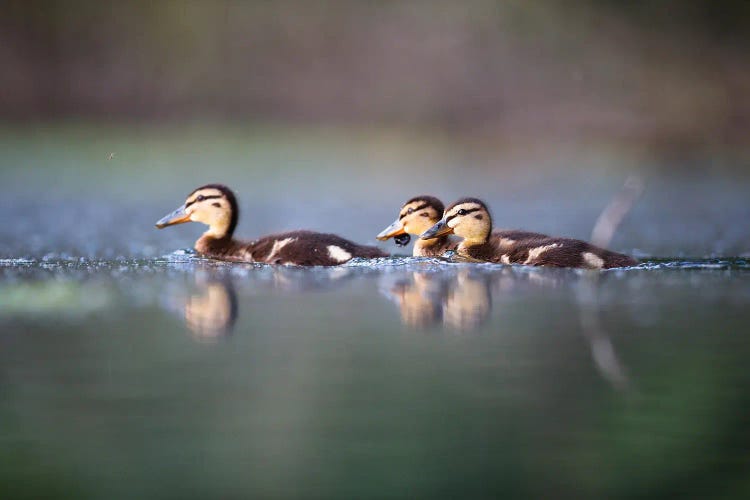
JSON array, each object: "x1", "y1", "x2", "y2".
[
  {"x1": 155, "y1": 205, "x2": 190, "y2": 229},
  {"x1": 420, "y1": 219, "x2": 453, "y2": 239},
  {"x1": 376, "y1": 219, "x2": 406, "y2": 241}
]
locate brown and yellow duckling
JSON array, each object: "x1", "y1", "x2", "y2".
[
  {"x1": 420, "y1": 198, "x2": 637, "y2": 269},
  {"x1": 156, "y1": 184, "x2": 387, "y2": 266},
  {"x1": 376, "y1": 196, "x2": 455, "y2": 257}
]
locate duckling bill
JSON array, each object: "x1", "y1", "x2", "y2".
[
  {"x1": 421, "y1": 198, "x2": 637, "y2": 269},
  {"x1": 156, "y1": 184, "x2": 387, "y2": 266}
]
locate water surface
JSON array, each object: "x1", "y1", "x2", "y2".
[{"x1": 2, "y1": 255, "x2": 749, "y2": 498}]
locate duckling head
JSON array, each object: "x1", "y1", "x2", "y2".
[
  {"x1": 376, "y1": 196, "x2": 445, "y2": 247},
  {"x1": 155, "y1": 184, "x2": 239, "y2": 239},
  {"x1": 420, "y1": 197, "x2": 491, "y2": 245}
]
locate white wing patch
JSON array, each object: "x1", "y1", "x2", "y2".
[
  {"x1": 524, "y1": 243, "x2": 560, "y2": 264},
  {"x1": 582, "y1": 252, "x2": 605, "y2": 269},
  {"x1": 500, "y1": 254, "x2": 511, "y2": 265},
  {"x1": 266, "y1": 238, "x2": 295, "y2": 262},
  {"x1": 241, "y1": 248, "x2": 256, "y2": 262},
  {"x1": 327, "y1": 245, "x2": 352, "y2": 263}
]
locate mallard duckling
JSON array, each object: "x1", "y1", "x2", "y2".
[
  {"x1": 156, "y1": 184, "x2": 387, "y2": 266},
  {"x1": 420, "y1": 198, "x2": 637, "y2": 269},
  {"x1": 376, "y1": 196, "x2": 455, "y2": 257}
]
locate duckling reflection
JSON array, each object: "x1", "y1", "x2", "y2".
[
  {"x1": 166, "y1": 274, "x2": 238, "y2": 340},
  {"x1": 382, "y1": 269, "x2": 491, "y2": 331},
  {"x1": 443, "y1": 270, "x2": 492, "y2": 331},
  {"x1": 168, "y1": 265, "x2": 373, "y2": 340},
  {"x1": 386, "y1": 272, "x2": 445, "y2": 328},
  {"x1": 380, "y1": 265, "x2": 630, "y2": 389},
  {"x1": 184, "y1": 279, "x2": 238, "y2": 340}
]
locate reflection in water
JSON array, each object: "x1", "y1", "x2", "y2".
[
  {"x1": 183, "y1": 278, "x2": 238, "y2": 340},
  {"x1": 381, "y1": 269, "x2": 491, "y2": 331},
  {"x1": 443, "y1": 271, "x2": 491, "y2": 331},
  {"x1": 166, "y1": 261, "x2": 629, "y2": 390},
  {"x1": 166, "y1": 265, "x2": 363, "y2": 339},
  {"x1": 3, "y1": 258, "x2": 749, "y2": 497},
  {"x1": 387, "y1": 272, "x2": 445, "y2": 328},
  {"x1": 170, "y1": 274, "x2": 239, "y2": 340},
  {"x1": 380, "y1": 264, "x2": 630, "y2": 389},
  {"x1": 266, "y1": 266, "x2": 357, "y2": 292},
  {"x1": 576, "y1": 273, "x2": 630, "y2": 390}
]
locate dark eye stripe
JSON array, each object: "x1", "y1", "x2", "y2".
[
  {"x1": 400, "y1": 203, "x2": 429, "y2": 220},
  {"x1": 445, "y1": 207, "x2": 480, "y2": 223},
  {"x1": 185, "y1": 194, "x2": 222, "y2": 208}
]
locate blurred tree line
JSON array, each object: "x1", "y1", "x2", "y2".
[{"x1": 1, "y1": 0, "x2": 748, "y2": 150}]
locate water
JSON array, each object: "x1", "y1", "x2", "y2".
[
  {"x1": 2, "y1": 254, "x2": 750, "y2": 498},
  {"x1": 1, "y1": 125, "x2": 750, "y2": 497}
]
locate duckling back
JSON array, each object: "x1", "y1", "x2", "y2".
[
  {"x1": 497, "y1": 235, "x2": 637, "y2": 269},
  {"x1": 242, "y1": 230, "x2": 386, "y2": 266}
]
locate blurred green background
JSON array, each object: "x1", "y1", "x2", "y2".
[
  {"x1": 2, "y1": 3, "x2": 750, "y2": 499},
  {"x1": 3, "y1": 0, "x2": 749, "y2": 149}
]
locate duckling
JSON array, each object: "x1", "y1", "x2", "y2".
[
  {"x1": 156, "y1": 184, "x2": 387, "y2": 266},
  {"x1": 420, "y1": 198, "x2": 638, "y2": 269},
  {"x1": 376, "y1": 196, "x2": 455, "y2": 257}
]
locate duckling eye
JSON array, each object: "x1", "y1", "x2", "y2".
[
  {"x1": 407, "y1": 207, "x2": 414, "y2": 214},
  {"x1": 457, "y1": 209, "x2": 467, "y2": 216},
  {"x1": 196, "y1": 195, "x2": 205, "y2": 202}
]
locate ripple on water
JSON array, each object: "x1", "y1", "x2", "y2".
[
  {"x1": 0, "y1": 258, "x2": 35, "y2": 266},
  {"x1": 634, "y1": 258, "x2": 749, "y2": 271},
  {"x1": 1, "y1": 253, "x2": 749, "y2": 275}
]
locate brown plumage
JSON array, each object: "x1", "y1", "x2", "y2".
[
  {"x1": 156, "y1": 184, "x2": 387, "y2": 266},
  {"x1": 376, "y1": 195, "x2": 456, "y2": 257},
  {"x1": 421, "y1": 197, "x2": 638, "y2": 269}
]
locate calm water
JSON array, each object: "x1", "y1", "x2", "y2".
[
  {"x1": 2, "y1": 254, "x2": 750, "y2": 498},
  {"x1": 1, "y1": 126, "x2": 750, "y2": 498}
]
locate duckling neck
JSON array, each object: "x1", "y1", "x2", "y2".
[
  {"x1": 457, "y1": 237, "x2": 490, "y2": 257},
  {"x1": 196, "y1": 232, "x2": 238, "y2": 257},
  {"x1": 459, "y1": 236, "x2": 488, "y2": 249},
  {"x1": 414, "y1": 235, "x2": 448, "y2": 256}
]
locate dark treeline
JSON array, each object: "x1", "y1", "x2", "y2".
[{"x1": 1, "y1": 0, "x2": 748, "y2": 149}]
